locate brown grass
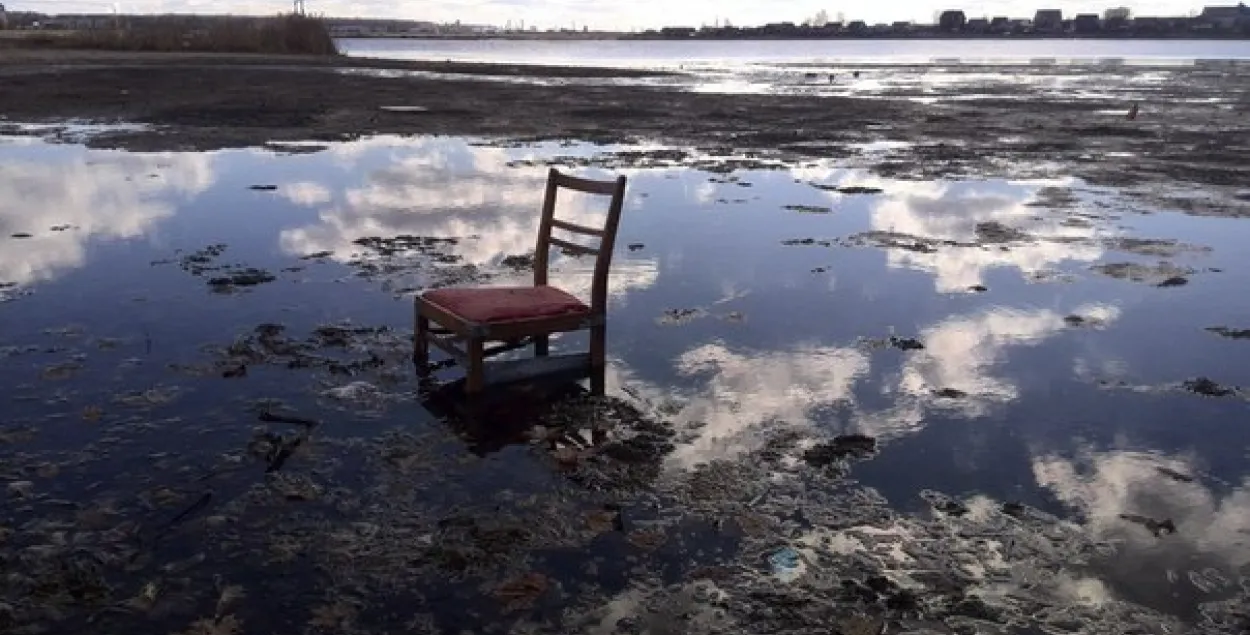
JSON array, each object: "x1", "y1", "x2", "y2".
[{"x1": 3, "y1": 14, "x2": 338, "y2": 56}]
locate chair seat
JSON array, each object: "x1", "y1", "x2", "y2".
[{"x1": 423, "y1": 285, "x2": 590, "y2": 324}]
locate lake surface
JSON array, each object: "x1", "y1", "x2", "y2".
[
  {"x1": 2, "y1": 131, "x2": 1250, "y2": 633},
  {"x1": 338, "y1": 38, "x2": 1250, "y2": 104},
  {"x1": 339, "y1": 37, "x2": 1250, "y2": 68}
]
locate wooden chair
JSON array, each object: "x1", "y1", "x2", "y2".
[{"x1": 413, "y1": 168, "x2": 628, "y2": 396}]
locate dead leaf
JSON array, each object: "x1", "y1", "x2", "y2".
[
  {"x1": 41, "y1": 362, "x2": 83, "y2": 380},
  {"x1": 626, "y1": 528, "x2": 667, "y2": 551},
  {"x1": 493, "y1": 572, "x2": 549, "y2": 611},
  {"x1": 585, "y1": 509, "x2": 620, "y2": 534},
  {"x1": 174, "y1": 615, "x2": 242, "y2": 635},
  {"x1": 308, "y1": 602, "x2": 356, "y2": 631}
]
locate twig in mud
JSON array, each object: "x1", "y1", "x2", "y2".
[{"x1": 154, "y1": 491, "x2": 214, "y2": 537}]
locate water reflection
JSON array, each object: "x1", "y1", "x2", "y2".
[
  {"x1": 1034, "y1": 447, "x2": 1250, "y2": 611},
  {"x1": 276, "y1": 137, "x2": 660, "y2": 300},
  {"x1": 0, "y1": 150, "x2": 214, "y2": 288},
  {"x1": 868, "y1": 179, "x2": 1104, "y2": 292}
]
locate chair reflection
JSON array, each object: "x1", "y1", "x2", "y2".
[{"x1": 419, "y1": 370, "x2": 607, "y2": 458}]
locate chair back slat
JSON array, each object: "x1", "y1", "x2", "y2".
[
  {"x1": 550, "y1": 171, "x2": 622, "y2": 196},
  {"x1": 533, "y1": 168, "x2": 628, "y2": 314},
  {"x1": 550, "y1": 218, "x2": 606, "y2": 238},
  {"x1": 547, "y1": 236, "x2": 600, "y2": 257}
]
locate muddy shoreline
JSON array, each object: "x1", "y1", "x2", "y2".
[{"x1": 2, "y1": 48, "x2": 1249, "y2": 201}]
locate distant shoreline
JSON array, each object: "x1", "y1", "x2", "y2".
[{"x1": 337, "y1": 33, "x2": 1250, "y2": 42}]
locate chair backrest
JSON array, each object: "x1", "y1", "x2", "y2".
[{"x1": 533, "y1": 168, "x2": 628, "y2": 314}]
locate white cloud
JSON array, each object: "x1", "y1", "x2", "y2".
[{"x1": 0, "y1": 150, "x2": 215, "y2": 288}]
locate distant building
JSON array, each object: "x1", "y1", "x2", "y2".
[
  {"x1": 966, "y1": 17, "x2": 989, "y2": 32},
  {"x1": 1034, "y1": 9, "x2": 1063, "y2": 32},
  {"x1": 1199, "y1": 4, "x2": 1250, "y2": 29},
  {"x1": 892, "y1": 21, "x2": 913, "y2": 32},
  {"x1": 938, "y1": 10, "x2": 967, "y2": 32},
  {"x1": 659, "y1": 26, "x2": 696, "y2": 37},
  {"x1": 0, "y1": 4, "x2": 7, "y2": 30},
  {"x1": 989, "y1": 16, "x2": 1011, "y2": 32},
  {"x1": 846, "y1": 20, "x2": 867, "y2": 32},
  {"x1": 1073, "y1": 14, "x2": 1101, "y2": 32},
  {"x1": 1104, "y1": 6, "x2": 1132, "y2": 20}
]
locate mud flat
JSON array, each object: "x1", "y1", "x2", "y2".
[{"x1": 1, "y1": 49, "x2": 1249, "y2": 207}]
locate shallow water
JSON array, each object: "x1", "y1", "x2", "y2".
[{"x1": 2, "y1": 132, "x2": 1250, "y2": 633}]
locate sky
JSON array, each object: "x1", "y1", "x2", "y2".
[{"x1": 8, "y1": 0, "x2": 1212, "y2": 30}]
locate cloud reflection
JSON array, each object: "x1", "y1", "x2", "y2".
[
  {"x1": 791, "y1": 166, "x2": 1105, "y2": 293},
  {"x1": 0, "y1": 150, "x2": 215, "y2": 288},
  {"x1": 872, "y1": 180, "x2": 1104, "y2": 292},
  {"x1": 623, "y1": 302, "x2": 1119, "y2": 469},
  {"x1": 277, "y1": 137, "x2": 659, "y2": 301},
  {"x1": 1034, "y1": 448, "x2": 1250, "y2": 568}
]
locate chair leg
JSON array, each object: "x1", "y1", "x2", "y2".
[
  {"x1": 414, "y1": 314, "x2": 430, "y2": 376},
  {"x1": 589, "y1": 325, "x2": 606, "y2": 396},
  {"x1": 465, "y1": 337, "x2": 485, "y2": 395},
  {"x1": 534, "y1": 335, "x2": 549, "y2": 358}
]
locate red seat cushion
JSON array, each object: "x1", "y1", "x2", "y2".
[{"x1": 423, "y1": 285, "x2": 589, "y2": 324}]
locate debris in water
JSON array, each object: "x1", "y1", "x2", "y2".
[
  {"x1": 248, "y1": 185, "x2": 278, "y2": 191},
  {"x1": 1206, "y1": 326, "x2": 1250, "y2": 339},
  {"x1": 1155, "y1": 276, "x2": 1188, "y2": 288},
  {"x1": 657, "y1": 308, "x2": 707, "y2": 326},
  {"x1": 934, "y1": 387, "x2": 967, "y2": 399},
  {"x1": 1182, "y1": 377, "x2": 1236, "y2": 397},
  {"x1": 974, "y1": 221, "x2": 1029, "y2": 243},
  {"x1": 1156, "y1": 466, "x2": 1195, "y2": 483},
  {"x1": 783, "y1": 204, "x2": 833, "y2": 214},
  {"x1": 803, "y1": 434, "x2": 878, "y2": 466},
  {"x1": 493, "y1": 572, "x2": 549, "y2": 612},
  {"x1": 768, "y1": 546, "x2": 802, "y2": 582},
  {"x1": 889, "y1": 336, "x2": 925, "y2": 351},
  {"x1": 627, "y1": 243, "x2": 645, "y2": 251},
  {"x1": 1119, "y1": 513, "x2": 1177, "y2": 537}
]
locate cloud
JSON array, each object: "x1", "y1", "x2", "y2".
[{"x1": 0, "y1": 150, "x2": 215, "y2": 289}]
